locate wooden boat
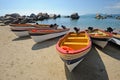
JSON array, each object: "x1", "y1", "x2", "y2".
[
  {"x1": 86, "y1": 29, "x2": 113, "y2": 48},
  {"x1": 105, "y1": 27, "x2": 120, "y2": 39},
  {"x1": 112, "y1": 29, "x2": 120, "y2": 39},
  {"x1": 10, "y1": 23, "x2": 50, "y2": 29},
  {"x1": 104, "y1": 27, "x2": 120, "y2": 46},
  {"x1": 10, "y1": 23, "x2": 57, "y2": 37},
  {"x1": 11, "y1": 27, "x2": 54, "y2": 37},
  {"x1": 109, "y1": 29, "x2": 120, "y2": 46},
  {"x1": 56, "y1": 31, "x2": 91, "y2": 71},
  {"x1": 29, "y1": 28, "x2": 70, "y2": 43},
  {"x1": 113, "y1": 34, "x2": 120, "y2": 39}
]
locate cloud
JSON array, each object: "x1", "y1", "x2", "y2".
[{"x1": 106, "y1": 2, "x2": 120, "y2": 9}]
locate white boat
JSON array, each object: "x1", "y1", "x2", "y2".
[
  {"x1": 29, "y1": 28, "x2": 70, "y2": 43},
  {"x1": 109, "y1": 38, "x2": 120, "y2": 46},
  {"x1": 10, "y1": 23, "x2": 50, "y2": 29},
  {"x1": 10, "y1": 24, "x2": 51, "y2": 37},
  {"x1": 11, "y1": 29, "x2": 30, "y2": 37},
  {"x1": 56, "y1": 31, "x2": 91, "y2": 71}
]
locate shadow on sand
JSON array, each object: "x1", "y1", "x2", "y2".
[
  {"x1": 32, "y1": 36, "x2": 62, "y2": 50},
  {"x1": 65, "y1": 45, "x2": 109, "y2": 80},
  {"x1": 96, "y1": 41, "x2": 120, "y2": 60},
  {"x1": 12, "y1": 36, "x2": 31, "y2": 41}
]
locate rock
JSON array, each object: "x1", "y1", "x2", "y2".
[
  {"x1": 57, "y1": 14, "x2": 61, "y2": 18},
  {"x1": 42, "y1": 13, "x2": 49, "y2": 19},
  {"x1": 116, "y1": 16, "x2": 120, "y2": 20},
  {"x1": 30, "y1": 13, "x2": 37, "y2": 20},
  {"x1": 49, "y1": 14, "x2": 57, "y2": 19},
  {"x1": 95, "y1": 14, "x2": 107, "y2": 19},
  {"x1": 70, "y1": 13, "x2": 80, "y2": 19},
  {"x1": 37, "y1": 16, "x2": 44, "y2": 21},
  {"x1": 37, "y1": 13, "x2": 47, "y2": 20},
  {"x1": 3, "y1": 13, "x2": 21, "y2": 24},
  {"x1": 5, "y1": 13, "x2": 20, "y2": 18},
  {"x1": 4, "y1": 20, "x2": 13, "y2": 25},
  {"x1": 0, "y1": 16, "x2": 4, "y2": 21},
  {"x1": 106, "y1": 15, "x2": 113, "y2": 18},
  {"x1": 64, "y1": 16, "x2": 70, "y2": 18},
  {"x1": 11, "y1": 18, "x2": 21, "y2": 24}
]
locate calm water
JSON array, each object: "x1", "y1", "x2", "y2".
[{"x1": 38, "y1": 14, "x2": 120, "y2": 30}]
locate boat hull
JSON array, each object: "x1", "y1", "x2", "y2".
[
  {"x1": 10, "y1": 24, "x2": 51, "y2": 37},
  {"x1": 11, "y1": 26, "x2": 35, "y2": 37},
  {"x1": 86, "y1": 29, "x2": 113, "y2": 48},
  {"x1": 11, "y1": 26, "x2": 35, "y2": 29},
  {"x1": 30, "y1": 30, "x2": 69, "y2": 43},
  {"x1": 91, "y1": 38, "x2": 109, "y2": 48},
  {"x1": 11, "y1": 27, "x2": 52, "y2": 37},
  {"x1": 12, "y1": 30, "x2": 29, "y2": 37},
  {"x1": 66, "y1": 58, "x2": 84, "y2": 72},
  {"x1": 109, "y1": 38, "x2": 120, "y2": 46},
  {"x1": 58, "y1": 47, "x2": 91, "y2": 71}
]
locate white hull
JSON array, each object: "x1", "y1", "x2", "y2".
[
  {"x1": 13, "y1": 31, "x2": 29, "y2": 37},
  {"x1": 58, "y1": 47, "x2": 91, "y2": 72},
  {"x1": 11, "y1": 26, "x2": 35, "y2": 29},
  {"x1": 66, "y1": 58, "x2": 84, "y2": 72},
  {"x1": 31, "y1": 31, "x2": 68, "y2": 43},
  {"x1": 92, "y1": 39, "x2": 108, "y2": 48},
  {"x1": 109, "y1": 38, "x2": 120, "y2": 46}
]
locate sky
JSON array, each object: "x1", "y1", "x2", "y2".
[{"x1": 0, "y1": 0, "x2": 120, "y2": 16}]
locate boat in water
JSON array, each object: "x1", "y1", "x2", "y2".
[
  {"x1": 86, "y1": 28, "x2": 113, "y2": 48},
  {"x1": 56, "y1": 30, "x2": 91, "y2": 72},
  {"x1": 29, "y1": 27, "x2": 70, "y2": 43}
]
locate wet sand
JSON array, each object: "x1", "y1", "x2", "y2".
[{"x1": 0, "y1": 25, "x2": 120, "y2": 80}]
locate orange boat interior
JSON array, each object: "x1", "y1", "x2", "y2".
[{"x1": 60, "y1": 32, "x2": 90, "y2": 51}]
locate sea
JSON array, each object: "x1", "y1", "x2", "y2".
[{"x1": 37, "y1": 14, "x2": 120, "y2": 30}]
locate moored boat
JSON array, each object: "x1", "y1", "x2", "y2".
[
  {"x1": 86, "y1": 28, "x2": 113, "y2": 48},
  {"x1": 29, "y1": 28, "x2": 70, "y2": 43},
  {"x1": 56, "y1": 31, "x2": 91, "y2": 71}
]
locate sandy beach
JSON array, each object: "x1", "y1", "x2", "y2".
[{"x1": 0, "y1": 25, "x2": 120, "y2": 80}]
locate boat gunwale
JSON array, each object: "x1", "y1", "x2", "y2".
[
  {"x1": 29, "y1": 28, "x2": 70, "y2": 35},
  {"x1": 11, "y1": 27, "x2": 54, "y2": 31}
]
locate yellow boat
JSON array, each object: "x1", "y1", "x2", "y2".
[
  {"x1": 56, "y1": 31, "x2": 91, "y2": 71},
  {"x1": 86, "y1": 29, "x2": 113, "y2": 48}
]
